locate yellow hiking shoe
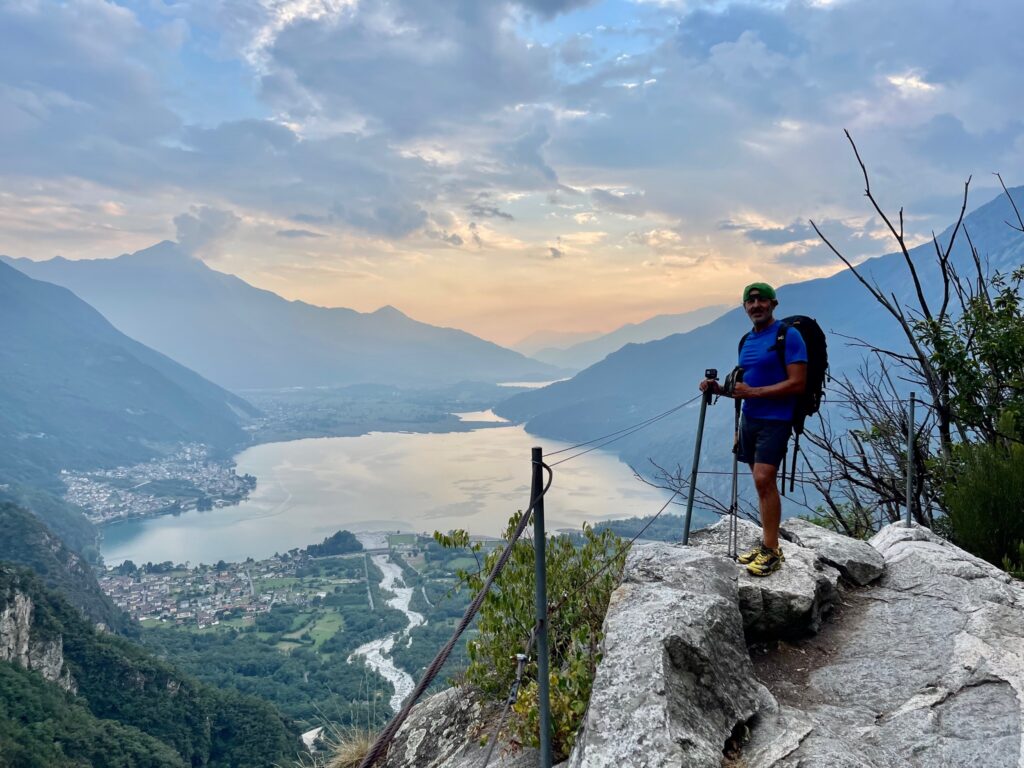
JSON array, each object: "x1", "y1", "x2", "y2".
[
  {"x1": 736, "y1": 542, "x2": 764, "y2": 565},
  {"x1": 747, "y1": 546, "x2": 785, "y2": 577}
]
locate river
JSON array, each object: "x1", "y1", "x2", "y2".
[
  {"x1": 101, "y1": 423, "x2": 674, "y2": 566},
  {"x1": 347, "y1": 553, "x2": 425, "y2": 713}
]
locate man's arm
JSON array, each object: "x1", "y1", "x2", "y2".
[{"x1": 732, "y1": 362, "x2": 806, "y2": 399}]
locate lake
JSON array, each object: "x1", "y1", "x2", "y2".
[{"x1": 100, "y1": 424, "x2": 676, "y2": 565}]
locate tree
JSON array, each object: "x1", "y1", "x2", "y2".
[
  {"x1": 435, "y1": 515, "x2": 626, "y2": 760},
  {"x1": 804, "y1": 132, "x2": 1024, "y2": 537}
]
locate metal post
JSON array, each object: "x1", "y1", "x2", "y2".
[
  {"x1": 906, "y1": 393, "x2": 915, "y2": 527},
  {"x1": 682, "y1": 388, "x2": 713, "y2": 545},
  {"x1": 531, "y1": 447, "x2": 552, "y2": 767}
]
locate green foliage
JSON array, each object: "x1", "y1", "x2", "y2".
[
  {"x1": 0, "y1": 483, "x2": 96, "y2": 558},
  {"x1": 306, "y1": 530, "x2": 362, "y2": 558},
  {"x1": 0, "y1": 564, "x2": 300, "y2": 767},
  {"x1": 591, "y1": 512, "x2": 683, "y2": 542},
  {"x1": 801, "y1": 503, "x2": 877, "y2": 541},
  {"x1": 0, "y1": 502, "x2": 127, "y2": 632},
  {"x1": 0, "y1": 661, "x2": 187, "y2": 768},
  {"x1": 434, "y1": 515, "x2": 627, "y2": 760},
  {"x1": 944, "y1": 426, "x2": 1024, "y2": 573},
  {"x1": 919, "y1": 267, "x2": 1024, "y2": 442}
]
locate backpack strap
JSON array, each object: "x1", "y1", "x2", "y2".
[{"x1": 771, "y1": 322, "x2": 790, "y2": 371}]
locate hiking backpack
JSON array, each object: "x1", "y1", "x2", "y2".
[{"x1": 737, "y1": 315, "x2": 828, "y2": 492}]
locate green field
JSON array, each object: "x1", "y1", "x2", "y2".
[
  {"x1": 388, "y1": 533, "x2": 417, "y2": 546},
  {"x1": 308, "y1": 612, "x2": 345, "y2": 648},
  {"x1": 257, "y1": 577, "x2": 300, "y2": 592}
]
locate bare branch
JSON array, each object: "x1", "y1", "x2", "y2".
[{"x1": 995, "y1": 172, "x2": 1024, "y2": 232}]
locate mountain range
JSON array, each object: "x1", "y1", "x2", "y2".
[
  {"x1": 526, "y1": 304, "x2": 729, "y2": 370},
  {"x1": 0, "y1": 260, "x2": 256, "y2": 486},
  {"x1": 4, "y1": 242, "x2": 562, "y2": 391},
  {"x1": 496, "y1": 185, "x2": 1024, "y2": 518}
]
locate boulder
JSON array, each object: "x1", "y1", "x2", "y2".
[
  {"x1": 568, "y1": 543, "x2": 774, "y2": 768},
  {"x1": 780, "y1": 518, "x2": 885, "y2": 586},
  {"x1": 690, "y1": 518, "x2": 841, "y2": 638},
  {"x1": 380, "y1": 686, "x2": 538, "y2": 768},
  {"x1": 741, "y1": 523, "x2": 1024, "y2": 767}
]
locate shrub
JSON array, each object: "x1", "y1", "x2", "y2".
[
  {"x1": 435, "y1": 513, "x2": 626, "y2": 760},
  {"x1": 944, "y1": 433, "x2": 1024, "y2": 573}
]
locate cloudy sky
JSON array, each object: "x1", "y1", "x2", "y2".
[{"x1": 3, "y1": 0, "x2": 1022, "y2": 345}]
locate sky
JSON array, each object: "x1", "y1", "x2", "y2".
[{"x1": 2, "y1": 0, "x2": 1023, "y2": 346}]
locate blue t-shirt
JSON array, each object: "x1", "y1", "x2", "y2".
[{"x1": 738, "y1": 320, "x2": 808, "y2": 421}]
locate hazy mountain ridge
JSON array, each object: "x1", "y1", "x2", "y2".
[
  {"x1": 4, "y1": 241, "x2": 563, "y2": 390},
  {"x1": 0, "y1": 502, "x2": 124, "y2": 631},
  {"x1": 497, "y1": 186, "x2": 1024, "y2": 487},
  {"x1": 530, "y1": 304, "x2": 730, "y2": 370},
  {"x1": 0, "y1": 260, "x2": 256, "y2": 485}
]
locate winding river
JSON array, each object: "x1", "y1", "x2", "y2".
[{"x1": 348, "y1": 554, "x2": 425, "y2": 713}]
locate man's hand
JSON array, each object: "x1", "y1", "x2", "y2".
[
  {"x1": 699, "y1": 378, "x2": 722, "y2": 395},
  {"x1": 731, "y1": 381, "x2": 755, "y2": 399}
]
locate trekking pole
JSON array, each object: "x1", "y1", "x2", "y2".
[
  {"x1": 682, "y1": 369, "x2": 717, "y2": 545},
  {"x1": 728, "y1": 395, "x2": 741, "y2": 559}
]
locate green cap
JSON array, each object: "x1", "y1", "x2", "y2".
[{"x1": 742, "y1": 282, "x2": 777, "y2": 302}]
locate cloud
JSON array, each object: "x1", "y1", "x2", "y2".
[
  {"x1": 590, "y1": 188, "x2": 649, "y2": 217},
  {"x1": 276, "y1": 228, "x2": 326, "y2": 238},
  {"x1": 720, "y1": 215, "x2": 889, "y2": 266},
  {"x1": 515, "y1": 0, "x2": 600, "y2": 19},
  {"x1": 467, "y1": 202, "x2": 515, "y2": 220},
  {"x1": 262, "y1": 0, "x2": 554, "y2": 138},
  {"x1": 174, "y1": 206, "x2": 241, "y2": 253}
]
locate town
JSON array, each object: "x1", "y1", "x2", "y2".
[
  {"x1": 62, "y1": 443, "x2": 256, "y2": 524},
  {"x1": 99, "y1": 546, "x2": 364, "y2": 629}
]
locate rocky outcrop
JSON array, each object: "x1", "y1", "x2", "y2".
[
  {"x1": 377, "y1": 521, "x2": 1022, "y2": 768},
  {"x1": 0, "y1": 585, "x2": 76, "y2": 692},
  {"x1": 380, "y1": 686, "x2": 539, "y2": 768},
  {"x1": 568, "y1": 544, "x2": 773, "y2": 768},
  {"x1": 780, "y1": 517, "x2": 885, "y2": 586},
  {"x1": 743, "y1": 523, "x2": 1024, "y2": 767},
  {"x1": 570, "y1": 521, "x2": 1024, "y2": 768},
  {"x1": 690, "y1": 519, "x2": 842, "y2": 638}
]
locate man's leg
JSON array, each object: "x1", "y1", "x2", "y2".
[{"x1": 751, "y1": 462, "x2": 781, "y2": 549}]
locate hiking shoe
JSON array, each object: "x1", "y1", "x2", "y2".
[
  {"x1": 747, "y1": 547, "x2": 785, "y2": 577},
  {"x1": 736, "y1": 542, "x2": 764, "y2": 565}
]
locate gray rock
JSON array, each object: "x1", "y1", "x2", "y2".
[
  {"x1": 742, "y1": 523, "x2": 1024, "y2": 767},
  {"x1": 691, "y1": 518, "x2": 841, "y2": 638},
  {"x1": 380, "y1": 686, "x2": 538, "y2": 768},
  {"x1": 0, "y1": 589, "x2": 75, "y2": 692},
  {"x1": 780, "y1": 518, "x2": 885, "y2": 586},
  {"x1": 568, "y1": 543, "x2": 774, "y2": 768}
]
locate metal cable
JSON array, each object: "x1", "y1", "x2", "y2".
[
  {"x1": 357, "y1": 462, "x2": 554, "y2": 768},
  {"x1": 547, "y1": 489, "x2": 680, "y2": 618},
  {"x1": 545, "y1": 395, "x2": 703, "y2": 458}
]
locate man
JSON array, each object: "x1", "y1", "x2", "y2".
[{"x1": 699, "y1": 282, "x2": 807, "y2": 576}]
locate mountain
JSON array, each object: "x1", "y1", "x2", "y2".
[
  {"x1": 0, "y1": 260, "x2": 257, "y2": 486},
  {"x1": 0, "y1": 502, "x2": 125, "y2": 631},
  {"x1": 529, "y1": 304, "x2": 729, "y2": 370},
  {"x1": 4, "y1": 241, "x2": 562, "y2": 390},
  {"x1": 0, "y1": 564, "x2": 299, "y2": 766},
  {"x1": 496, "y1": 186, "x2": 1024, "y2": 514},
  {"x1": 513, "y1": 329, "x2": 603, "y2": 357}
]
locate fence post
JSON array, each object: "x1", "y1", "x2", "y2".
[
  {"x1": 682, "y1": 387, "x2": 713, "y2": 545},
  {"x1": 906, "y1": 392, "x2": 915, "y2": 527},
  {"x1": 531, "y1": 447, "x2": 552, "y2": 767}
]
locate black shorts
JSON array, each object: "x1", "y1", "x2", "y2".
[{"x1": 737, "y1": 414, "x2": 792, "y2": 468}]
